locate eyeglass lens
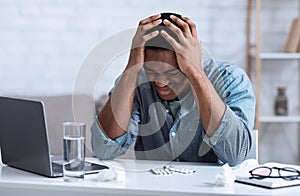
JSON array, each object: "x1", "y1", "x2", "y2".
[
  {"x1": 250, "y1": 166, "x2": 271, "y2": 177},
  {"x1": 278, "y1": 167, "x2": 300, "y2": 180}
]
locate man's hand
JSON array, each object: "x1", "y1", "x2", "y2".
[
  {"x1": 126, "y1": 14, "x2": 161, "y2": 71},
  {"x1": 161, "y1": 15, "x2": 226, "y2": 137},
  {"x1": 161, "y1": 15, "x2": 202, "y2": 77}
]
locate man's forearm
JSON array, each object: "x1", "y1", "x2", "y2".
[
  {"x1": 98, "y1": 68, "x2": 140, "y2": 139},
  {"x1": 187, "y1": 67, "x2": 226, "y2": 137}
]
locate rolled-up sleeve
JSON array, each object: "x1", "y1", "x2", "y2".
[
  {"x1": 202, "y1": 61, "x2": 256, "y2": 166},
  {"x1": 91, "y1": 75, "x2": 140, "y2": 160},
  {"x1": 91, "y1": 116, "x2": 138, "y2": 160},
  {"x1": 202, "y1": 106, "x2": 252, "y2": 166}
]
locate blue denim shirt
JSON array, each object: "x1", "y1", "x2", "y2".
[{"x1": 91, "y1": 59, "x2": 255, "y2": 166}]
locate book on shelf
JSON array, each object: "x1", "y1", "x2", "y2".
[
  {"x1": 285, "y1": 17, "x2": 300, "y2": 53},
  {"x1": 298, "y1": 36, "x2": 300, "y2": 52}
]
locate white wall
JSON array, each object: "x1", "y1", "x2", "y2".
[
  {"x1": 0, "y1": 0, "x2": 247, "y2": 97},
  {"x1": 0, "y1": 0, "x2": 299, "y2": 164}
]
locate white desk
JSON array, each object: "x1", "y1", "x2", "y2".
[{"x1": 0, "y1": 158, "x2": 300, "y2": 196}]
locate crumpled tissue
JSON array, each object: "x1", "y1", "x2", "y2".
[
  {"x1": 213, "y1": 163, "x2": 236, "y2": 186},
  {"x1": 212, "y1": 159, "x2": 259, "y2": 187},
  {"x1": 97, "y1": 162, "x2": 126, "y2": 182}
]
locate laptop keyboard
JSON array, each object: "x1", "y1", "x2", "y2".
[{"x1": 51, "y1": 162, "x2": 63, "y2": 174}]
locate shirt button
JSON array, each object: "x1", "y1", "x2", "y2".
[{"x1": 171, "y1": 132, "x2": 176, "y2": 137}]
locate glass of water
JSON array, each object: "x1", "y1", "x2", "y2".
[{"x1": 63, "y1": 122, "x2": 86, "y2": 182}]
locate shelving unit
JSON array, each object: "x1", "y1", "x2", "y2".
[
  {"x1": 260, "y1": 116, "x2": 300, "y2": 123},
  {"x1": 246, "y1": 0, "x2": 300, "y2": 161},
  {"x1": 254, "y1": 51, "x2": 300, "y2": 124},
  {"x1": 259, "y1": 52, "x2": 300, "y2": 59},
  {"x1": 247, "y1": 0, "x2": 300, "y2": 126}
]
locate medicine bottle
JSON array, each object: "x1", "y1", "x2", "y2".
[{"x1": 274, "y1": 86, "x2": 288, "y2": 115}]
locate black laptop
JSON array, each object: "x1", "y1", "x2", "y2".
[{"x1": 0, "y1": 96, "x2": 108, "y2": 177}]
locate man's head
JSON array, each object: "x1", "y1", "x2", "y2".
[
  {"x1": 144, "y1": 13, "x2": 190, "y2": 101},
  {"x1": 144, "y1": 12, "x2": 182, "y2": 51}
]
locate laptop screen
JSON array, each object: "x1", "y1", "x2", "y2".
[{"x1": 0, "y1": 96, "x2": 53, "y2": 176}]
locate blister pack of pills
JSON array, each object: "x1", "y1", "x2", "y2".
[
  {"x1": 164, "y1": 165, "x2": 195, "y2": 174},
  {"x1": 150, "y1": 165, "x2": 195, "y2": 175},
  {"x1": 150, "y1": 168, "x2": 172, "y2": 175}
]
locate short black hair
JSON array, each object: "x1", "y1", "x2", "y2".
[{"x1": 145, "y1": 12, "x2": 182, "y2": 51}]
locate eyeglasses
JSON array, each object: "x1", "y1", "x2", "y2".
[{"x1": 249, "y1": 166, "x2": 300, "y2": 181}]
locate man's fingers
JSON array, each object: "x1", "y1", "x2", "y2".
[
  {"x1": 139, "y1": 14, "x2": 161, "y2": 26},
  {"x1": 169, "y1": 15, "x2": 192, "y2": 37},
  {"x1": 163, "y1": 19, "x2": 185, "y2": 42},
  {"x1": 140, "y1": 19, "x2": 161, "y2": 32},
  {"x1": 142, "y1": 30, "x2": 159, "y2": 43},
  {"x1": 180, "y1": 16, "x2": 198, "y2": 38},
  {"x1": 160, "y1": 30, "x2": 180, "y2": 50}
]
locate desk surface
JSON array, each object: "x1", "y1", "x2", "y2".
[{"x1": 1, "y1": 158, "x2": 300, "y2": 196}]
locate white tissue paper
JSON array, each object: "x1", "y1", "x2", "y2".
[
  {"x1": 97, "y1": 168, "x2": 118, "y2": 181},
  {"x1": 213, "y1": 163, "x2": 236, "y2": 186},
  {"x1": 212, "y1": 159, "x2": 259, "y2": 187},
  {"x1": 97, "y1": 161, "x2": 126, "y2": 182}
]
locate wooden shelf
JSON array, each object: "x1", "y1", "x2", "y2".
[
  {"x1": 259, "y1": 52, "x2": 300, "y2": 59},
  {"x1": 251, "y1": 52, "x2": 300, "y2": 59},
  {"x1": 260, "y1": 116, "x2": 300, "y2": 123}
]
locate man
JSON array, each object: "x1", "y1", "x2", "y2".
[{"x1": 91, "y1": 13, "x2": 255, "y2": 166}]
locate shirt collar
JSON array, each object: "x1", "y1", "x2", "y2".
[{"x1": 167, "y1": 90, "x2": 194, "y2": 117}]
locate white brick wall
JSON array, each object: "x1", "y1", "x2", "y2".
[
  {"x1": 0, "y1": 0, "x2": 248, "y2": 96},
  {"x1": 0, "y1": 0, "x2": 299, "y2": 164}
]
